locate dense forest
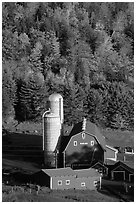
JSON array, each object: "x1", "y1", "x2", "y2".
[{"x1": 2, "y1": 2, "x2": 134, "y2": 130}]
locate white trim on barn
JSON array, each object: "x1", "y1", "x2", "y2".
[
  {"x1": 106, "y1": 145, "x2": 118, "y2": 161},
  {"x1": 58, "y1": 180, "x2": 62, "y2": 185},
  {"x1": 63, "y1": 151, "x2": 66, "y2": 167},
  {"x1": 94, "y1": 180, "x2": 98, "y2": 186},
  {"x1": 112, "y1": 163, "x2": 133, "y2": 174},
  {"x1": 82, "y1": 132, "x2": 85, "y2": 139},
  {"x1": 63, "y1": 131, "x2": 99, "y2": 153},
  {"x1": 63, "y1": 133, "x2": 82, "y2": 152},
  {"x1": 106, "y1": 145, "x2": 118, "y2": 152},
  {"x1": 91, "y1": 140, "x2": 94, "y2": 146},
  {"x1": 50, "y1": 177, "x2": 53, "y2": 189},
  {"x1": 66, "y1": 180, "x2": 70, "y2": 185},
  {"x1": 81, "y1": 182, "x2": 86, "y2": 187},
  {"x1": 125, "y1": 151, "x2": 134, "y2": 155},
  {"x1": 74, "y1": 140, "x2": 77, "y2": 146}
]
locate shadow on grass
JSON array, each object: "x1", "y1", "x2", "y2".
[{"x1": 3, "y1": 132, "x2": 44, "y2": 172}]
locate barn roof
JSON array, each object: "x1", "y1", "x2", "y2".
[
  {"x1": 70, "y1": 120, "x2": 106, "y2": 149},
  {"x1": 110, "y1": 161, "x2": 134, "y2": 173},
  {"x1": 106, "y1": 145, "x2": 118, "y2": 153},
  {"x1": 57, "y1": 120, "x2": 106, "y2": 152},
  {"x1": 41, "y1": 167, "x2": 75, "y2": 177},
  {"x1": 74, "y1": 168, "x2": 100, "y2": 178},
  {"x1": 105, "y1": 159, "x2": 117, "y2": 166},
  {"x1": 91, "y1": 161, "x2": 108, "y2": 169},
  {"x1": 36, "y1": 167, "x2": 100, "y2": 178}
]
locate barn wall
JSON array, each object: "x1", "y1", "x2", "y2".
[
  {"x1": 65, "y1": 132, "x2": 97, "y2": 155},
  {"x1": 105, "y1": 147, "x2": 116, "y2": 160},
  {"x1": 75, "y1": 176, "x2": 100, "y2": 190},
  {"x1": 52, "y1": 175, "x2": 75, "y2": 189},
  {"x1": 111, "y1": 165, "x2": 133, "y2": 181},
  {"x1": 65, "y1": 132, "x2": 104, "y2": 167}
]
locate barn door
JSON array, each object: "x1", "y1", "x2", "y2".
[{"x1": 113, "y1": 171, "x2": 125, "y2": 181}]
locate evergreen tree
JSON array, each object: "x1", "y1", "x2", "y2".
[
  {"x1": 2, "y1": 60, "x2": 17, "y2": 123},
  {"x1": 16, "y1": 72, "x2": 45, "y2": 121}
]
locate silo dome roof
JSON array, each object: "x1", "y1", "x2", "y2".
[
  {"x1": 49, "y1": 93, "x2": 63, "y2": 101},
  {"x1": 44, "y1": 112, "x2": 60, "y2": 118}
]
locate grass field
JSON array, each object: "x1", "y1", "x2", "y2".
[{"x1": 2, "y1": 183, "x2": 124, "y2": 202}]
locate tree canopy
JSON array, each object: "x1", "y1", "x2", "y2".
[{"x1": 2, "y1": 2, "x2": 134, "y2": 130}]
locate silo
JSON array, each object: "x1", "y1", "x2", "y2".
[
  {"x1": 43, "y1": 112, "x2": 61, "y2": 168},
  {"x1": 48, "y1": 93, "x2": 64, "y2": 124}
]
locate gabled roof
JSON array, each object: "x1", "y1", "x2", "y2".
[
  {"x1": 37, "y1": 167, "x2": 100, "y2": 178},
  {"x1": 74, "y1": 168, "x2": 100, "y2": 178},
  {"x1": 41, "y1": 167, "x2": 75, "y2": 177},
  {"x1": 105, "y1": 159, "x2": 117, "y2": 166},
  {"x1": 92, "y1": 161, "x2": 108, "y2": 169},
  {"x1": 70, "y1": 120, "x2": 106, "y2": 150},
  {"x1": 57, "y1": 120, "x2": 106, "y2": 152},
  {"x1": 106, "y1": 145, "x2": 118, "y2": 153},
  {"x1": 111, "y1": 161, "x2": 134, "y2": 173}
]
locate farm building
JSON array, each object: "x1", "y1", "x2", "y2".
[
  {"x1": 107, "y1": 161, "x2": 134, "y2": 182},
  {"x1": 32, "y1": 167, "x2": 101, "y2": 190},
  {"x1": 91, "y1": 161, "x2": 108, "y2": 175},
  {"x1": 32, "y1": 167, "x2": 75, "y2": 189},
  {"x1": 56, "y1": 119, "x2": 106, "y2": 169},
  {"x1": 56, "y1": 118, "x2": 118, "y2": 169},
  {"x1": 74, "y1": 168, "x2": 101, "y2": 190}
]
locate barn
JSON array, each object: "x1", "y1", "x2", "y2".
[
  {"x1": 57, "y1": 119, "x2": 106, "y2": 169},
  {"x1": 74, "y1": 168, "x2": 101, "y2": 190},
  {"x1": 32, "y1": 167, "x2": 75, "y2": 189},
  {"x1": 91, "y1": 161, "x2": 108, "y2": 175},
  {"x1": 110, "y1": 161, "x2": 134, "y2": 182},
  {"x1": 32, "y1": 167, "x2": 101, "y2": 190}
]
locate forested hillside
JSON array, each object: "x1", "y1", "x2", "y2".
[{"x1": 2, "y1": 2, "x2": 134, "y2": 130}]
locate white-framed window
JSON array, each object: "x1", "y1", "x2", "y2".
[
  {"x1": 91, "y1": 140, "x2": 94, "y2": 146},
  {"x1": 74, "y1": 141, "x2": 77, "y2": 146},
  {"x1": 94, "y1": 181, "x2": 98, "y2": 186},
  {"x1": 82, "y1": 133, "x2": 85, "y2": 139},
  {"x1": 66, "y1": 180, "x2": 70, "y2": 185},
  {"x1": 81, "y1": 182, "x2": 85, "y2": 187},
  {"x1": 58, "y1": 180, "x2": 62, "y2": 186}
]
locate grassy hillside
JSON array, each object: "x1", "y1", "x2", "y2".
[
  {"x1": 101, "y1": 129, "x2": 134, "y2": 147},
  {"x1": 2, "y1": 184, "x2": 123, "y2": 202}
]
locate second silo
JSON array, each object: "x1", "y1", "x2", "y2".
[{"x1": 43, "y1": 112, "x2": 61, "y2": 168}]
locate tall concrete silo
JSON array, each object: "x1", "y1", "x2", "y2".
[
  {"x1": 48, "y1": 93, "x2": 63, "y2": 124},
  {"x1": 43, "y1": 112, "x2": 61, "y2": 168},
  {"x1": 42, "y1": 93, "x2": 63, "y2": 168}
]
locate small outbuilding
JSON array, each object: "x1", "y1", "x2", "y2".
[
  {"x1": 32, "y1": 167, "x2": 101, "y2": 190},
  {"x1": 91, "y1": 161, "x2": 108, "y2": 175},
  {"x1": 32, "y1": 167, "x2": 75, "y2": 189},
  {"x1": 110, "y1": 161, "x2": 134, "y2": 182}
]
